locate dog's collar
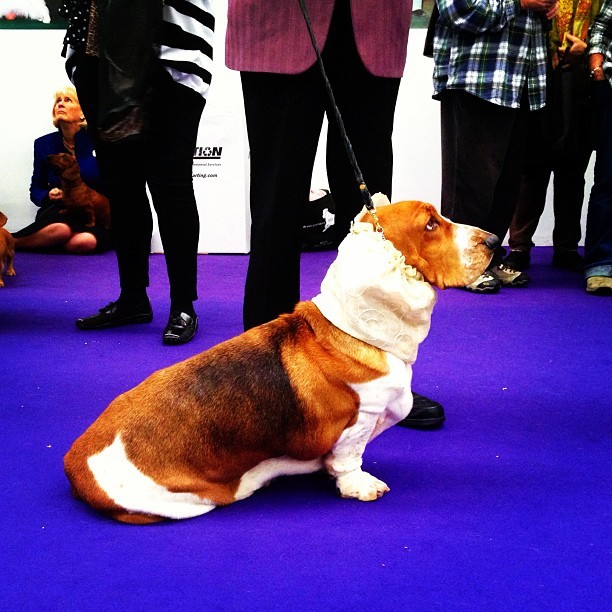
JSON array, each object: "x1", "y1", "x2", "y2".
[{"x1": 312, "y1": 222, "x2": 436, "y2": 363}]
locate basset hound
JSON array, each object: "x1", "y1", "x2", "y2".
[{"x1": 64, "y1": 196, "x2": 498, "y2": 523}]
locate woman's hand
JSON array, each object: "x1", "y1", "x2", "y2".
[
  {"x1": 49, "y1": 188, "x2": 63, "y2": 201},
  {"x1": 564, "y1": 33, "x2": 587, "y2": 56},
  {"x1": 522, "y1": 0, "x2": 559, "y2": 18},
  {"x1": 556, "y1": 33, "x2": 587, "y2": 68},
  {"x1": 545, "y1": 1, "x2": 559, "y2": 19}
]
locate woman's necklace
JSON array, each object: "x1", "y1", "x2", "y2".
[{"x1": 62, "y1": 136, "x2": 76, "y2": 156}]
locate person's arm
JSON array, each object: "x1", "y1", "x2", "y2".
[
  {"x1": 437, "y1": 0, "x2": 521, "y2": 33},
  {"x1": 29, "y1": 137, "x2": 61, "y2": 207},
  {"x1": 437, "y1": 0, "x2": 557, "y2": 33},
  {"x1": 588, "y1": 0, "x2": 612, "y2": 80}
]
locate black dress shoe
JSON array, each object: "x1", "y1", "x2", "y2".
[
  {"x1": 397, "y1": 393, "x2": 446, "y2": 429},
  {"x1": 76, "y1": 300, "x2": 153, "y2": 330},
  {"x1": 163, "y1": 311, "x2": 198, "y2": 345}
]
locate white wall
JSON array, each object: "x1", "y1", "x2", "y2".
[
  {"x1": 0, "y1": 26, "x2": 593, "y2": 251},
  {"x1": 1, "y1": 29, "x2": 70, "y2": 234}
]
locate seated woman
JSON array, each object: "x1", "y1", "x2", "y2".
[{"x1": 12, "y1": 86, "x2": 112, "y2": 253}]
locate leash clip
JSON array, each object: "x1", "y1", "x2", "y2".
[
  {"x1": 359, "y1": 182, "x2": 385, "y2": 238},
  {"x1": 368, "y1": 208, "x2": 385, "y2": 237}
]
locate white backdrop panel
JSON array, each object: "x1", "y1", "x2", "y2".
[{"x1": 0, "y1": 24, "x2": 593, "y2": 251}]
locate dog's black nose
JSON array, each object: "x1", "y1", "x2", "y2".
[{"x1": 485, "y1": 235, "x2": 500, "y2": 251}]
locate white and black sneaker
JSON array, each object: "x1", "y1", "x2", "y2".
[
  {"x1": 463, "y1": 272, "x2": 502, "y2": 293},
  {"x1": 489, "y1": 263, "x2": 530, "y2": 287}
]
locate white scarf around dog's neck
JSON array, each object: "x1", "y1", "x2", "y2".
[{"x1": 312, "y1": 199, "x2": 437, "y2": 364}]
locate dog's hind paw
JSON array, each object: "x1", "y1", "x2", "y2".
[{"x1": 336, "y1": 469, "x2": 390, "y2": 501}]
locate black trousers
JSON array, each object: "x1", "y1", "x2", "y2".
[
  {"x1": 509, "y1": 71, "x2": 594, "y2": 254},
  {"x1": 509, "y1": 138, "x2": 591, "y2": 253},
  {"x1": 73, "y1": 55, "x2": 205, "y2": 306},
  {"x1": 240, "y1": 0, "x2": 401, "y2": 330},
  {"x1": 440, "y1": 89, "x2": 530, "y2": 264}
]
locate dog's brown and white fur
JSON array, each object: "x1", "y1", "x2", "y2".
[
  {"x1": 64, "y1": 199, "x2": 497, "y2": 524},
  {"x1": 47, "y1": 153, "x2": 111, "y2": 229},
  {"x1": 0, "y1": 211, "x2": 16, "y2": 287}
]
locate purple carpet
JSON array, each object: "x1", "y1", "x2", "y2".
[{"x1": 2, "y1": 248, "x2": 610, "y2": 610}]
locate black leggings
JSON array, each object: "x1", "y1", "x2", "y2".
[{"x1": 74, "y1": 55, "x2": 205, "y2": 305}]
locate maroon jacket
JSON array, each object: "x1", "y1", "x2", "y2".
[{"x1": 225, "y1": 0, "x2": 413, "y2": 78}]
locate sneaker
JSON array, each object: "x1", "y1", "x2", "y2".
[
  {"x1": 504, "y1": 250, "x2": 531, "y2": 271},
  {"x1": 489, "y1": 263, "x2": 530, "y2": 287},
  {"x1": 463, "y1": 272, "x2": 501, "y2": 293},
  {"x1": 586, "y1": 276, "x2": 612, "y2": 296},
  {"x1": 552, "y1": 250, "x2": 584, "y2": 272}
]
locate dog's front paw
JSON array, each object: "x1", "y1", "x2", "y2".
[{"x1": 336, "y1": 470, "x2": 390, "y2": 501}]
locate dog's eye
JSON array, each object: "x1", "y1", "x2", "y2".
[{"x1": 425, "y1": 218, "x2": 439, "y2": 232}]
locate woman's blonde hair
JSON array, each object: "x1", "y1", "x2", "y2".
[{"x1": 52, "y1": 86, "x2": 87, "y2": 128}]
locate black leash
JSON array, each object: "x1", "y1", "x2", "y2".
[{"x1": 297, "y1": 0, "x2": 378, "y2": 217}]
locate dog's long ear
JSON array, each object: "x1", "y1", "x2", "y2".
[
  {"x1": 401, "y1": 242, "x2": 447, "y2": 289},
  {"x1": 46, "y1": 154, "x2": 62, "y2": 174},
  {"x1": 63, "y1": 161, "x2": 81, "y2": 181},
  {"x1": 0, "y1": 212, "x2": 7, "y2": 228}
]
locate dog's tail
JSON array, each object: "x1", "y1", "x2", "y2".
[{"x1": 64, "y1": 434, "x2": 168, "y2": 524}]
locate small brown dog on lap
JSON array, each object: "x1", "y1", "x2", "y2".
[{"x1": 47, "y1": 153, "x2": 111, "y2": 229}]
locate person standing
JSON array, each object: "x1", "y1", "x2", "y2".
[
  {"x1": 60, "y1": 0, "x2": 215, "y2": 344},
  {"x1": 584, "y1": 0, "x2": 612, "y2": 294},
  {"x1": 225, "y1": 0, "x2": 445, "y2": 428},
  {"x1": 432, "y1": 0, "x2": 559, "y2": 293},
  {"x1": 504, "y1": 0, "x2": 601, "y2": 273}
]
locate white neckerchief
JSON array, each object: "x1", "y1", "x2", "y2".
[{"x1": 312, "y1": 214, "x2": 436, "y2": 364}]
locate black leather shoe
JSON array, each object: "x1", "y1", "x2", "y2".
[
  {"x1": 163, "y1": 311, "x2": 198, "y2": 345},
  {"x1": 76, "y1": 300, "x2": 153, "y2": 330},
  {"x1": 397, "y1": 393, "x2": 446, "y2": 429}
]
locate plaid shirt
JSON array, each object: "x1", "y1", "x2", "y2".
[
  {"x1": 433, "y1": 0, "x2": 549, "y2": 110},
  {"x1": 589, "y1": 0, "x2": 612, "y2": 87}
]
